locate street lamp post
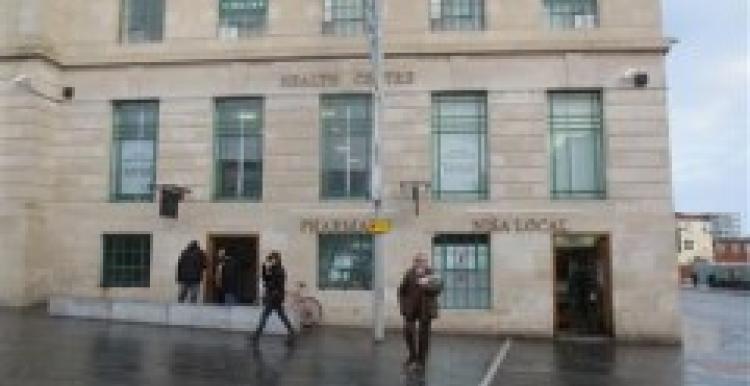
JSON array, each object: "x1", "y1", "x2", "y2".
[{"x1": 366, "y1": 0, "x2": 386, "y2": 342}]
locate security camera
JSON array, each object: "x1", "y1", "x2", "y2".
[{"x1": 624, "y1": 68, "x2": 649, "y2": 88}]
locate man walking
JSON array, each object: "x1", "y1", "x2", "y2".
[
  {"x1": 398, "y1": 253, "x2": 443, "y2": 373},
  {"x1": 252, "y1": 251, "x2": 295, "y2": 345},
  {"x1": 176, "y1": 240, "x2": 207, "y2": 303}
]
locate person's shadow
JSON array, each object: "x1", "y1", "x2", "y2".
[{"x1": 251, "y1": 342, "x2": 296, "y2": 386}]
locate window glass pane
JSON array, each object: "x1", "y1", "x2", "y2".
[
  {"x1": 432, "y1": 234, "x2": 490, "y2": 309},
  {"x1": 432, "y1": 92, "x2": 487, "y2": 200},
  {"x1": 321, "y1": 95, "x2": 372, "y2": 199},
  {"x1": 112, "y1": 101, "x2": 158, "y2": 202},
  {"x1": 214, "y1": 98, "x2": 264, "y2": 200},
  {"x1": 549, "y1": 91, "x2": 604, "y2": 199},
  {"x1": 432, "y1": 0, "x2": 484, "y2": 31},
  {"x1": 219, "y1": 0, "x2": 268, "y2": 38},
  {"x1": 319, "y1": 234, "x2": 373, "y2": 290},
  {"x1": 102, "y1": 234, "x2": 151, "y2": 288},
  {"x1": 123, "y1": 0, "x2": 164, "y2": 43},
  {"x1": 323, "y1": 0, "x2": 365, "y2": 35},
  {"x1": 544, "y1": 0, "x2": 598, "y2": 29}
]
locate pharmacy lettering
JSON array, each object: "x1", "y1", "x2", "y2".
[
  {"x1": 472, "y1": 217, "x2": 568, "y2": 233},
  {"x1": 300, "y1": 218, "x2": 369, "y2": 233}
]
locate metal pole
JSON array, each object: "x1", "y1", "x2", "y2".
[{"x1": 367, "y1": 0, "x2": 385, "y2": 342}]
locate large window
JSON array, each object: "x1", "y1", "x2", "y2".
[
  {"x1": 432, "y1": 92, "x2": 488, "y2": 200},
  {"x1": 318, "y1": 234, "x2": 373, "y2": 290},
  {"x1": 111, "y1": 101, "x2": 158, "y2": 202},
  {"x1": 120, "y1": 0, "x2": 165, "y2": 43},
  {"x1": 102, "y1": 234, "x2": 151, "y2": 288},
  {"x1": 430, "y1": 0, "x2": 484, "y2": 31},
  {"x1": 219, "y1": 0, "x2": 268, "y2": 38},
  {"x1": 432, "y1": 234, "x2": 491, "y2": 309},
  {"x1": 214, "y1": 98, "x2": 264, "y2": 200},
  {"x1": 323, "y1": 0, "x2": 365, "y2": 35},
  {"x1": 320, "y1": 94, "x2": 372, "y2": 199},
  {"x1": 544, "y1": 0, "x2": 598, "y2": 29},
  {"x1": 549, "y1": 91, "x2": 605, "y2": 199}
]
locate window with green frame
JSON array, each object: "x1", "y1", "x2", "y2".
[
  {"x1": 431, "y1": 92, "x2": 488, "y2": 200},
  {"x1": 549, "y1": 91, "x2": 605, "y2": 199},
  {"x1": 120, "y1": 0, "x2": 165, "y2": 43},
  {"x1": 219, "y1": 0, "x2": 268, "y2": 38},
  {"x1": 544, "y1": 0, "x2": 598, "y2": 29},
  {"x1": 432, "y1": 234, "x2": 491, "y2": 309},
  {"x1": 214, "y1": 98, "x2": 264, "y2": 200},
  {"x1": 322, "y1": 0, "x2": 365, "y2": 35},
  {"x1": 102, "y1": 234, "x2": 151, "y2": 288},
  {"x1": 111, "y1": 100, "x2": 158, "y2": 202},
  {"x1": 318, "y1": 233, "x2": 373, "y2": 290},
  {"x1": 429, "y1": 0, "x2": 485, "y2": 31},
  {"x1": 320, "y1": 94, "x2": 372, "y2": 199}
]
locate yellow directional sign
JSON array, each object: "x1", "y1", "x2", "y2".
[{"x1": 367, "y1": 218, "x2": 392, "y2": 234}]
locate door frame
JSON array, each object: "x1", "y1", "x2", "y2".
[
  {"x1": 551, "y1": 232, "x2": 614, "y2": 338},
  {"x1": 205, "y1": 232, "x2": 260, "y2": 304}
]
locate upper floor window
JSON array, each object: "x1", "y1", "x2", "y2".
[
  {"x1": 549, "y1": 91, "x2": 605, "y2": 200},
  {"x1": 111, "y1": 101, "x2": 159, "y2": 202},
  {"x1": 219, "y1": 0, "x2": 268, "y2": 38},
  {"x1": 214, "y1": 98, "x2": 264, "y2": 201},
  {"x1": 120, "y1": 0, "x2": 165, "y2": 43},
  {"x1": 684, "y1": 240, "x2": 694, "y2": 251},
  {"x1": 544, "y1": 0, "x2": 598, "y2": 29},
  {"x1": 432, "y1": 92, "x2": 488, "y2": 200},
  {"x1": 323, "y1": 0, "x2": 365, "y2": 36},
  {"x1": 320, "y1": 94, "x2": 372, "y2": 200},
  {"x1": 430, "y1": 0, "x2": 485, "y2": 31}
]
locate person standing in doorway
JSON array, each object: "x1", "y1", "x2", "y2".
[
  {"x1": 220, "y1": 248, "x2": 241, "y2": 305},
  {"x1": 176, "y1": 240, "x2": 207, "y2": 303},
  {"x1": 398, "y1": 252, "x2": 443, "y2": 374},
  {"x1": 252, "y1": 251, "x2": 295, "y2": 345}
]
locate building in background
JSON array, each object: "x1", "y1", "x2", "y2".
[
  {"x1": 675, "y1": 213, "x2": 714, "y2": 282},
  {"x1": 708, "y1": 213, "x2": 743, "y2": 239},
  {"x1": 1, "y1": 0, "x2": 680, "y2": 341},
  {"x1": 694, "y1": 237, "x2": 750, "y2": 289}
]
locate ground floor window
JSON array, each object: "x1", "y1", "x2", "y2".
[
  {"x1": 318, "y1": 233, "x2": 373, "y2": 290},
  {"x1": 102, "y1": 234, "x2": 152, "y2": 288},
  {"x1": 432, "y1": 234, "x2": 491, "y2": 309}
]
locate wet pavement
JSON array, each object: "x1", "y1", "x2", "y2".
[{"x1": 0, "y1": 289, "x2": 747, "y2": 385}]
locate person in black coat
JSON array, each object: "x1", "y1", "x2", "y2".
[
  {"x1": 398, "y1": 253, "x2": 443, "y2": 373},
  {"x1": 176, "y1": 240, "x2": 207, "y2": 303},
  {"x1": 252, "y1": 251, "x2": 295, "y2": 344},
  {"x1": 218, "y1": 248, "x2": 241, "y2": 305}
]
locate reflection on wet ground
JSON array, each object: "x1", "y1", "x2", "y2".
[{"x1": 0, "y1": 289, "x2": 746, "y2": 385}]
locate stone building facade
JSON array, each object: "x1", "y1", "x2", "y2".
[{"x1": 1, "y1": 0, "x2": 679, "y2": 341}]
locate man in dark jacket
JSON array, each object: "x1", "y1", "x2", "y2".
[
  {"x1": 252, "y1": 251, "x2": 295, "y2": 344},
  {"x1": 218, "y1": 248, "x2": 241, "y2": 305},
  {"x1": 398, "y1": 252, "x2": 443, "y2": 373},
  {"x1": 176, "y1": 240, "x2": 207, "y2": 303}
]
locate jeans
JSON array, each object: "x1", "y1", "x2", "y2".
[
  {"x1": 178, "y1": 282, "x2": 200, "y2": 303},
  {"x1": 404, "y1": 318, "x2": 432, "y2": 365},
  {"x1": 255, "y1": 303, "x2": 294, "y2": 337}
]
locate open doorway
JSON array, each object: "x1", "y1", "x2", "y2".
[
  {"x1": 206, "y1": 235, "x2": 259, "y2": 305},
  {"x1": 554, "y1": 234, "x2": 613, "y2": 337}
]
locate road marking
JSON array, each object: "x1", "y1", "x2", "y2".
[{"x1": 478, "y1": 338, "x2": 512, "y2": 386}]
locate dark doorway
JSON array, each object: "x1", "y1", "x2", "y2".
[
  {"x1": 554, "y1": 234, "x2": 613, "y2": 337},
  {"x1": 206, "y1": 235, "x2": 259, "y2": 305}
]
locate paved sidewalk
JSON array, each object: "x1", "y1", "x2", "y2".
[
  {"x1": 0, "y1": 308, "x2": 500, "y2": 386},
  {"x1": 0, "y1": 289, "x2": 747, "y2": 385}
]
